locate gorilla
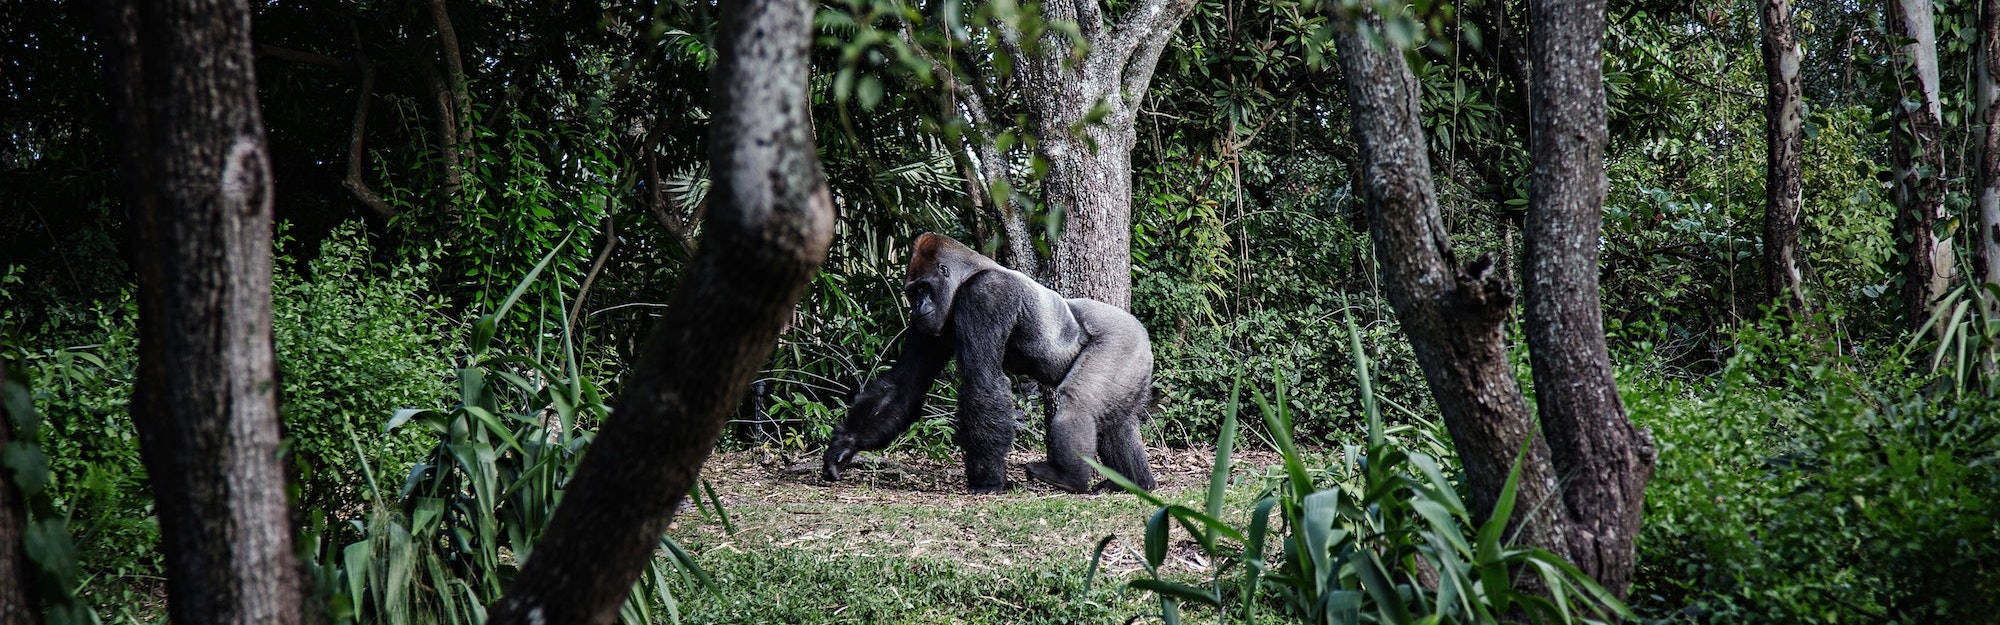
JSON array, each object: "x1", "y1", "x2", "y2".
[{"x1": 822, "y1": 233, "x2": 1157, "y2": 493}]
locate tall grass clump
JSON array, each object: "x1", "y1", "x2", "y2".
[{"x1": 1090, "y1": 313, "x2": 1626, "y2": 624}]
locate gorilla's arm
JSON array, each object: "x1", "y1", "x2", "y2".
[{"x1": 822, "y1": 329, "x2": 953, "y2": 479}]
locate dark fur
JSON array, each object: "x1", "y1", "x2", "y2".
[{"x1": 823, "y1": 233, "x2": 1157, "y2": 493}]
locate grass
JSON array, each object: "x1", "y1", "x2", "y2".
[{"x1": 663, "y1": 448, "x2": 1298, "y2": 624}]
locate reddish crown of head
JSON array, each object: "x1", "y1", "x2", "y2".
[{"x1": 908, "y1": 233, "x2": 955, "y2": 278}]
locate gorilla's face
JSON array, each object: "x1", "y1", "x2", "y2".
[{"x1": 906, "y1": 266, "x2": 955, "y2": 336}]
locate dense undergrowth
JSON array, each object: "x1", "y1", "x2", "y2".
[{"x1": 8, "y1": 224, "x2": 1997, "y2": 623}]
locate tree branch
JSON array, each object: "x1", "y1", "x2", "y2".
[
  {"x1": 1117, "y1": 0, "x2": 1198, "y2": 106},
  {"x1": 341, "y1": 25, "x2": 396, "y2": 220},
  {"x1": 567, "y1": 211, "x2": 617, "y2": 334}
]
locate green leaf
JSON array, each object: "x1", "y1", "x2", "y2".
[{"x1": 1145, "y1": 507, "x2": 1170, "y2": 569}]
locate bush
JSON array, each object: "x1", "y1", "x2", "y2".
[
  {"x1": 1629, "y1": 322, "x2": 2000, "y2": 622},
  {"x1": 4, "y1": 220, "x2": 456, "y2": 616},
  {"x1": 273, "y1": 221, "x2": 455, "y2": 514}
]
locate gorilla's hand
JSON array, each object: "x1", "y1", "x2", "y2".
[{"x1": 822, "y1": 430, "x2": 859, "y2": 481}]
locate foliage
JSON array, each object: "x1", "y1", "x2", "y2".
[
  {"x1": 5, "y1": 295, "x2": 156, "y2": 603},
  {"x1": 1093, "y1": 318, "x2": 1627, "y2": 625},
  {"x1": 0, "y1": 361, "x2": 96, "y2": 625},
  {"x1": 4, "y1": 224, "x2": 460, "y2": 617},
  {"x1": 1629, "y1": 315, "x2": 2000, "y2": 623},
  {"x1": 319, "y1": 245, "x2": 708, "y2": 624},
  {"x1": 276, "y1": 221, "x2": 457, "y2": 515}
]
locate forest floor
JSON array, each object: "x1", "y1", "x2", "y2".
[{"x1": 664, "y1": 446, "x2": 1291, "y2": 624}]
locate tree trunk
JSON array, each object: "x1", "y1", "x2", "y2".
[
  {"x1": 1978, "y1": 0, "x2": 2000, "y2": 314},
  {"x1": 1887, "y1": 0, "x2": 1955, "y2": 326},
  {"x1": 1042, "y1": 118, "x2": 1137, "y2": 307},
  {"x1": 1761, "y1": 0, "x2": 1809, "y2": 318},
  {"x1": 1011, "y1": 0, "x2": 1197, "y2": 307},
  {"x1": 484, "y1": 0, "x2": 835, "y2": 620},
  {"x1": 1328, "y1": 3, "x2": 1569, "y2": 567},
  {"x1": 1524, "y1": 0, "x2": 1655, "y2": 598},
  {"x1": 98, "y1": 1, "x2": 302, "y2": 623}
]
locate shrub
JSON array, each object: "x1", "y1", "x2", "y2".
[
  {"x1": 1629, "y1": 319, "x2": 2000, "y2": 622},
  {"x1": 273, "y1": 221, "x2": 455, "y2": 514}
]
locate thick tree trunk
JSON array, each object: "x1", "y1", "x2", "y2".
[
  {"x1": 1887, "y1": 0, "x2": 1955, "y2": 326},
  {"x1": 1524, "y1": 0, "x2": 1655, "y2": 598},
  {"x1": 484, "y1": 0, "x2": 835, "y2": 620},
  {"x1": 1013, "y1": 0, "x2": 1197, "y2": 307},
  {"x1": 98, "y1": 1, "x2": 302, "y2": 623},
  {"x1": 1761, "y1": 0, "x2": 1809, "y2": 318},
  {"x1": 1042, "y1": 118, "x2": 1137, "y2": 307},
  {"x1": 1329, "y1": 4, "x2": 1568, "y2": 564},
  {"x1": 1978, "y1": 0, "x2": 2000, "y2": 314}
]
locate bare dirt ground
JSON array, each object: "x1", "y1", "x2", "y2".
[{"x1": 671, "y1": 446, "x2": 1283, "y2": 576}]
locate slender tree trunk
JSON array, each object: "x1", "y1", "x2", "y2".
[
  {"x1": 1010, "y1": 0, "x2": 1197, "y2": 307},
  {"x1": 98, "y1": 1, "x2": 302, "y2": 623},
  {"x1": 1329, "y1": 3, "x2": 1568, "y2": 564},
  {"x1": 1887, "y1": 0, "x2": 1955, "y2": 326},
  {"x1": 1761, "y1": 0, "x2": 1809, "y2": 318},
  {"x1": 484, "y1": 0, "x2": 835, "y2": 620},
  {"x1": 1524, "y1": 0, "x2": 1655, "y2": 598},
  {"x1": 1978, "y1": 0, "x2": 2000, "y2": 314}
]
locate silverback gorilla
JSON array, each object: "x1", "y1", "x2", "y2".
[{"x1": 821, "y1": 233, "x2": 1157, "y2": 493}]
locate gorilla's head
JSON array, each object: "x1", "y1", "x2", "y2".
[{"x1": 904, "y1": 233, "x2": 997, "y2": 336}]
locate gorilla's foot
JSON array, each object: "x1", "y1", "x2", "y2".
[{"x1": 1024, "y1": 461, "x2": 1090, "y2": 493}]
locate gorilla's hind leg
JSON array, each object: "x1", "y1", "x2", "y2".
[
  {"x1": 1025, "y1": 384, "x2": 1110, "y2": 492},
  {"x1": 1096, "y1": 402, "x2": 1155, "y2": 491}
]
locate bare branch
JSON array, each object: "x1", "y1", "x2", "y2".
[
  {"x1": 342, "y1": 26, "x2": 395, "y2": 219},
  {"x1": 567, "y1": 212, "x2": 617, "y2": 333}
]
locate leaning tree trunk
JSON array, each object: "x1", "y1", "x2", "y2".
[
  {"x1": 1761, "y1": 0, "x2": 1810, "y2": 318},
  {"x1": 1887, "y1": 0, "x2": 1955, "y2": 326},
  {"x1": 1524, "y1": 0, "x2": 1655, "y2": 598},
  {"x1": 1328, "y1": 3, "x2": 1569, "y2": 563},
  {"x1": 1978, "y1": 0, "x2": 2000, "y2": 314},
  {"x1": 98, "y1": 1, "x2": 302, "y2": 623},
  {"x1": 484, "y1": 0, "x2": 835, "y2": 620},
  {"x1": 1009, "y1": 0, "x2": 1198, "y2": 308}
]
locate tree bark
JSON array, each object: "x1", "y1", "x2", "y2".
[
  {"x1": 1329, "y1": 2, "x2": 1569, "y2": 566},
  {"x1": 1761, "y1": 0, "x2": 1809, "y2": 318},
  {"x1": 1524, "y1": 0, "x2": 1654, "y2": 598},
  {"x1": 484, "y1": 0, "x2": 834, "y2": 620},
  {"x1": 1887, "y1": 0, "x2": 1955, "y2": 326},
  {"x1": 98, "y1": 1, "x2": 302, "y2": 623},
  {"x1": 1011, "y1": 0, "x2": 1199, "y2": 307},
  {"x1": 1978, "y1": 0, "x2": 2000, "y2": 314}
]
